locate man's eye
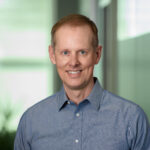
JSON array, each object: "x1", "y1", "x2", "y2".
[
  {"x1": 62, "y1": 51, "x2": 69, "y2": 55},
  {"x1": 80, "y1": 50, "x2": 86, "y2": 55}
]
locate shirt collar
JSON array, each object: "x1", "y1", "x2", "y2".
[
  {"x1": 57, "y1": 87, "x2": 69, "y2": 111},
  {"x1": 86, "y1": 78, "x2": 104, "y2": 110},
  {"x1": 57, "y1": 77, "x2": 104, "y2": 111}
]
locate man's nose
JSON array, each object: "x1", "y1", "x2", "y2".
[{"x1": 69, "y1": 53, "x2": 80, "y2": 67}]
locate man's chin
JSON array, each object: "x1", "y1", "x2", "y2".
[{"x1": 63, "y1": 82, "x2": 86, "y2": 91}]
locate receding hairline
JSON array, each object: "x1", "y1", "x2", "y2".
[
  {"x1": 54, "y1": 24, "x2": 95, "y2": 46},
  {"x1": 51, "y1": 14, "x2": 99, "y2": 47}
]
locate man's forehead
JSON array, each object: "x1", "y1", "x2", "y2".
[
  {"x1": 58, "y1": 24, "x2": 90, "y2": 32},
  {"x1": 54, "y1": 25, "x2": 93, "y2": 40},
  {"x1": 52, "y1": 24, "x2": 95, "y2": 49},
  {"x1": 57, "y1": 27, "x2": 92, "y2": 42}
]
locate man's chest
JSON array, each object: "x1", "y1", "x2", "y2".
[{"x1": 29, "y1": 110, "x2": 129, "y2": 150}]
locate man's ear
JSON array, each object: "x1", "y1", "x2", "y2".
[
  {"x1": 95, "y1": 45, "x2": 102, "y2": 64},
  {"x1": 48, "y1": 45, "x2": 56, "y2": 64}
]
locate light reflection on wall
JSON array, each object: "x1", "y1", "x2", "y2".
[{"x1": 118, "y1": 0, "x2": 150, "y2": 40}]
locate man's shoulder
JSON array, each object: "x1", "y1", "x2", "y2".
[
  {"x1": 102, "y1": 90, "x2": 145, "y2": 117},
  {"x1": 16, "y1": 91, "x2": 62, "y2": 141},
  {"x1": 22, "y1": 92, "x2": 60, "y2": 119},
  {"x1": 101, "y1": 90, "x2": 149, "y2": 131}
]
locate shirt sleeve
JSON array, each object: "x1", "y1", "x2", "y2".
[
  {"x1": 127, "y1": 105, "x2": 150, "y2": 150},
  {"x1": 14, "y1": 112, "x2": 31, "y2": 150}
]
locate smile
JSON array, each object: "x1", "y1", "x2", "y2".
[{"x1": 67, "y1": 70, "x2": 81, "y2": 74}]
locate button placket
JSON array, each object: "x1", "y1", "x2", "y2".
[
  {"x1": 76, "y1": 113, "x2": 80, "y2": 117},
  {"x1": 75, "y1": 139, "x2": 79, "y2": 143},
  {"x1": 67, "y1": 101, "x2": 70, "y2": 104},
  {"x1": 73, "y1": 106, "x2": 82, "y2": 148}
]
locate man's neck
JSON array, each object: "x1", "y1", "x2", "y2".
[{"x1": 64, "y1": 80, "x2": 95, "y2": 105}]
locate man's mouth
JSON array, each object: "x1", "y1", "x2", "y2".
[{"x1": 67, "y1": 70, "x2": 82, "y2": 74}]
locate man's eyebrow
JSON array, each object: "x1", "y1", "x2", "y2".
[
  {"x1": 78, "y1": 48, "x2": 88, "y2": 50},
  {"x1": 56, "y1": 48, "x2": 91, "y2": 52},
  {"x1": 59, "y1": 49, "x2": 70, "y2": 51}
]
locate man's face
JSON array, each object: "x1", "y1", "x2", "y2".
[{"x1": 49, "y1": 25, "x2": 102, "y2": 91}]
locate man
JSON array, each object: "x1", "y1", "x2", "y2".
[{"x1": 14, "y1": 14, "x2": 150, "y2": 150}]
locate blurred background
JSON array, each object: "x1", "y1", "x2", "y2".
[{"x1": 0, "y1": 0, "x2": 150, "y2": 149}]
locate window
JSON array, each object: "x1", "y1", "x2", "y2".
[{"x1": 0, "y1": 0, "x2": 54, "y2": 131}]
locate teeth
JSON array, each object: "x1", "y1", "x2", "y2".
[{"x1": 68, "y1": 71, "x2": 80, "y2": 74}]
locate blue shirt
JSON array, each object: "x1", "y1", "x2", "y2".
[{"x1": 14, "y1": 79, "x2": 150, "y2": 150}]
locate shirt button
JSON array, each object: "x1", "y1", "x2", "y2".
[
  {"x1": 67, "y1": 101, "x2": 70, "y2": 104},
  {"x1": 75, "y1": 139, "x2": 79, "y2": 143},
  {"x1": 76, "y1": 113, "x2": 80, "y2": 117}
]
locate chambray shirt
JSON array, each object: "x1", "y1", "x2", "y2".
[{"x1": 14, "y1": 79, "x2": 150, "y2": 150}]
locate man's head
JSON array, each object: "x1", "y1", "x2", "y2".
[
  {"x1": 51, "y1": 14, "x2": 99, "y2": 48},
  {"x1": 49, "y1": 14, "x2": 102, "y2": 92}
]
